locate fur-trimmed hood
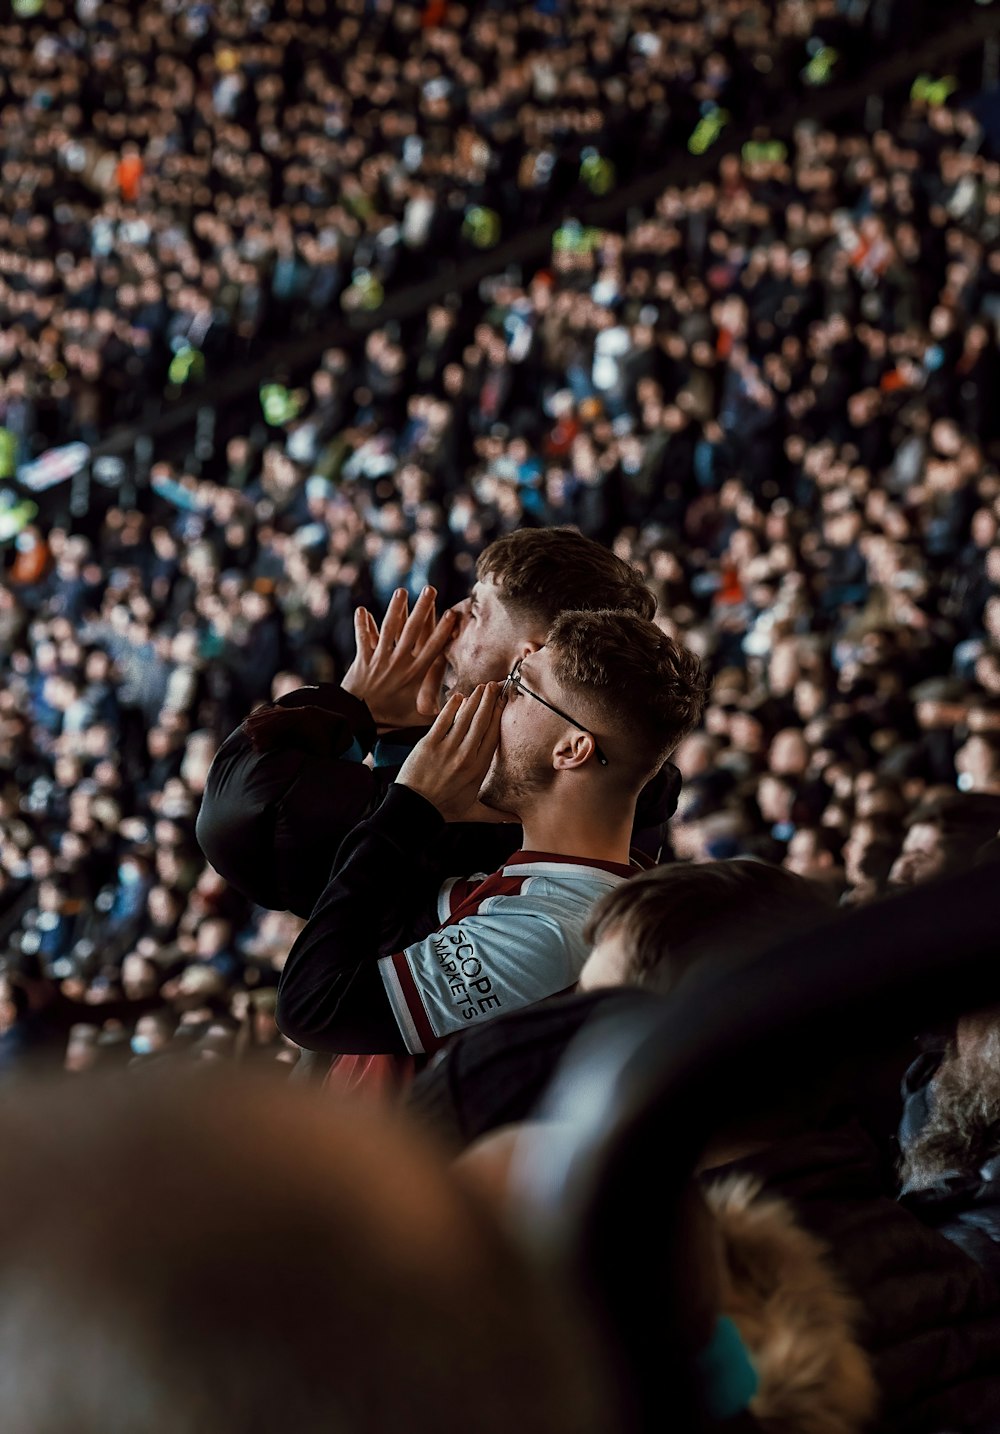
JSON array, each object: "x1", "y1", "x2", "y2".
[
  {"x1": 900, "y1": 1037, "x2": 1000, "y2": 1191},
  {"x1": 705, "y1": 1175, "x2": 878, "y2": 1434}
]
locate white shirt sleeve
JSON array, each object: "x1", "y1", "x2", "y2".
[{"x1": 377, "y1": 889, "x2": 593, "y2": 1055}]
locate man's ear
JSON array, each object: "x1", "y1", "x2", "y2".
[
  {"x1": 519, "y1": 638, "x2": 544, "y2": 660},
  {"x1": 552, "y1": 731, "x2": 595, "y2": 772}
]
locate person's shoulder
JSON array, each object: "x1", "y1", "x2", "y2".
[
  {"x1": 449, "y1": 986, "x2": 652, "y2": 1051},
  {"x1": 496, "y1": 861, "x2": 632, "y2": 915},
  {"x1": 407, "y1": 987, "x2": 658, "y2": 1145}
]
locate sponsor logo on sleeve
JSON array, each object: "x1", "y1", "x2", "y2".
[{"x1": 433, "y1": 929, "x2": 503, "y2": 1020}]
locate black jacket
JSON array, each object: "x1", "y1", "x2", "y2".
[
  {"x1": 275, "y1": 785, "x2": 441, "y2": 1055},
  {"x1": 274, "y1": 783, "x2": 461, "y2": 1055},
  {"x1": 196, "y1": 685, "x2": 682, "y2": 919}
]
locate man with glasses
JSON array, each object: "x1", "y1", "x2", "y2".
[
  {"x1": 274, "y1": 609, "x2": 706, "y2": 1086},
  {"x1": 501, "y1": 658, "x2": 608, "y2": 763},
  {"x1": 197, "y1": 528, "x2": 684, "y2": 922}
]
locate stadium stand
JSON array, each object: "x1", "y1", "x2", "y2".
[{"x1": 1, "y1": 3, "x2": 1000, "y2": 1429}]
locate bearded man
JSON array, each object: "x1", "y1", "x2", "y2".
[
  {"x1": 196, "y1": 529, "x2": 683, "y2": 920},
  {"x1": 274, "y1": 609, "x2": 706, "y2": 1088}
]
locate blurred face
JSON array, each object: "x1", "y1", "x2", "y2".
[
  {"x1": 956, "y1": 735, "x2": 999, "y2": 791},
  {"x1": 794, "y1": 680, "x2": 824, "y2": 722},
  {"x1": 65, "y1": 1032, "x2": 100, "y2": 1074},
  {"x1": 985, "y1": 598, "x2": 1000, "y2": 645},
  {"x1": 728, "y1": 713, "x2": 764, "y2": 754},
  {"x1": 976, "y1": 654, "x2": 1000, "y2": 696},
  {"x1": 672, "y1": 732, "x2": 716, "y2": 779},
  {"x1": 769, "y1": 729, "x2": 809, "y2": 777},
  {"x1": 757, "y1": 775, "x2": 793, "y2": 824},
  {"x1": 889, "y1": 822, "x2": 947, "y2": 887},
  {"x1": 147, "y1": 886, "x2": 178, "y2": 929},
  {"x1": 971, "y1": 510, "x2": 997, "y2": 549},
  {"x1": 180, "y1": 737, "x2": 215, "y2": 793},
  {"x1": 442, "y1": 576, "x2": 539, "y2": 699},
  {"x1": 784, "y1": 830, "x2": 831, "y2": 878},
  {"x1": 196, "y1": 921, "x2": 230, "y2": 958},
  {"x1": 134, "y1": 1014, "x2": 171, "y2": 1053},
  {"x1": 577, "y1": 924, "x2": 630, "y2": 992}
]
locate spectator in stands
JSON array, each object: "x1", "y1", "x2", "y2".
[
  {"x1": 459, "y1": 1138, "x2": 879, "y2": 1434},
  {"x1": 407, "y1": 859, "x2": 835, "y2": 1147},
  {"x1": 887, "y1": 791, "x2": 1000, "y2": 888},
  {"x1": 196, "y1": 528, "x2": 680, "y2": 920},
  {"x1": 275, "y1": 610, "x2": 706, "y2": 1092},
  {"x1": 899, "y1": 1003, "x2": 1000, "y2": 1277},
  {"x1": 446, "y1": 863, "x2": 1000, "y2": 1432}
]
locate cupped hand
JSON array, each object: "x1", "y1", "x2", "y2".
[
  {"x1": 396, "y1": 683, "x2": 506, "y2": 822},
  {"x1": 342, "y1": 585, "x2": 456, "y2": 731}
]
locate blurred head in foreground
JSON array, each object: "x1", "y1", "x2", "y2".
[
  {"x1": 579, "y1": 857, "x2": 836, "y2": 993},
  {"x1": 0, "y1": 1071, "x2": 615, "y2": 1434}
]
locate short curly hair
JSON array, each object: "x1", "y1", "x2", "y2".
[
  {"x1": 546, "y1": 609, "x2": 709, "y2": 782},
  {"x1": 477, "y1": 528, "x2": 656, "y2": 628}
]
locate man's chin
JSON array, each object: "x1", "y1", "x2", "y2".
[
  {"x1": 477, "y1": 780, "x2": 506, "y2": 815},
  {"x1": 475, "y1": 789, "x2": 519, "y2": 823},
  {"x1": 463, "y1": 799, "x2": 519, "y2": 824}
]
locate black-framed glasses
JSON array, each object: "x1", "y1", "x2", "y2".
[{"x1": 501, "y1": 658, "x2": 609, "y2": 766}]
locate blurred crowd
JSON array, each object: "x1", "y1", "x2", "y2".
[
  {"x1": 1, "y1": 8, "x2": 1000, "y2": 1431},
  {"x1": 2, "y1": 37, "x2": 1000, "y2": 1079},
  {"x1": 0, "y1": 0, "x2": 940, "y2": 463}
]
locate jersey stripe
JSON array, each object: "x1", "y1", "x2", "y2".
[
  {"x1": 450, "y1": 872, "x2": 529, "y2": 918},
  {"x1": 502, "y1": 861, "x2": 629, "y2": 883},
  {"x1": 379, "y1": 950, "x2": 438, "y2": 1055}
]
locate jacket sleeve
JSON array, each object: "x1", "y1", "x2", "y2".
[
  {"x1": 195, "y1": 684, "x2": 428, "y2": 918},
  {"x1": 275, "y1": 786, "x2": 592, "y2": 1058},
  {"x1": 275, "y1": 783, "x2": 448, "y2": 1055}
]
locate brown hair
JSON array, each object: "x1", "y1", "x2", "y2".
[
  {"x1": 477, "y1": 528, "x2": 656, "y2": 628},
  {"x1": 546, "y1": 609, "x2": 708, "y2": 781},
  {"x1": 0, "y1": 1071, "x2": 617, "y2": 1434},
  {"x1": 584, "y1": 859, "x2": 836, "y2": 995}
]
